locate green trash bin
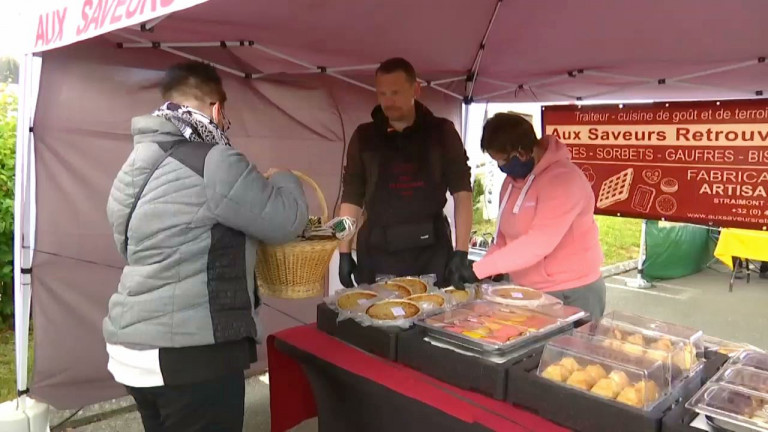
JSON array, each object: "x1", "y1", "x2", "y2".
[{"x1": 642, "y1": 220, "x2": 716, "y2": 281}]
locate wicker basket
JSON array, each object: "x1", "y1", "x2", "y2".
[{"x1": 256, "y1": 171, "x2": 340, "y2": 299}]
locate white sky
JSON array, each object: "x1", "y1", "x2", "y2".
[{"x1": 0, "y1": 1, "x2": 25, "y2": 57}]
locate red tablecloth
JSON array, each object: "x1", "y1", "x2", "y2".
[{"x1": 268, "y1": 325, "x2": 568, "y2": 432}]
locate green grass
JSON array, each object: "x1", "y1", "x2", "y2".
[
  {"x1": 0, "y1": 329, "x2": 33, "y2": 403},
  {"x1": 472, "y1": 215, "x2": 641, "y2": 265},
  {"x1": 595, "y1": 216, "x2": 642, "y2": 265}
]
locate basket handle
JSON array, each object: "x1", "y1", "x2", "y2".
[{"x1": 267, "y1": 169, "x2": 328, "y2": 221}]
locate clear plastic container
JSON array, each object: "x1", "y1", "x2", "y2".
[
  {"x1": 529, "y1": 302, "x2": 587, "y2": 323},
  {"x1": 575, "y1": 311, "x2": 703, "y2": 374},
  {"x1": 417, "y1": 301, "x2": 566, "y2": 353},
  {"x1": 713, "y1": 366, "x2": 768, "y2": 395},
  {"x1": 731, "y1": 351, "x2": 768, "y2": 374},
  {"x1": 575, "y1": 326, "x2": 688, "y2": 390},
  {"x1": 687, "y1": 384, "x2": 768, "y2": 432},
  {"x1": 703, "y1": 334, "x2": 761, "y2": 357},
  {"x1": 538, "y1": 334, "x2": 668, "y2": 410}
]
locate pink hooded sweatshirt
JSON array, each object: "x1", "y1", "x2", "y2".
[{"x1": 473, "y1": 135, "x2": 604, "y2": 292}]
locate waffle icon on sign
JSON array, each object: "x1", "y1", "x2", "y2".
[{"x1": 597, "y1": 168, "x2": 634, "y2": 209}]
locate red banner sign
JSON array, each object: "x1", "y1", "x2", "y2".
[{"x1": 542, "y1": 99, "x2": 768, "y2": 230}]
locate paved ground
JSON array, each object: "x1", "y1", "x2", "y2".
[
  {"x1": 605, "y1": 264, "x2": 768, "y2": 349},
  {"x1": 56, "y1": 263, "x2": 768, "y2": 431},
  {"x1": 58, "y1": 374, "x2": 317, "y2": 432}
]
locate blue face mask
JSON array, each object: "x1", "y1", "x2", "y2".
[{"x1": 499, "y1": 156, "x2": 535, "y2": 179}]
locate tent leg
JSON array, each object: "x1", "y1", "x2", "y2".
[
  {"x1": 626, "y1": 219, "x2": 653, "y2": 289},
  {"x1": 0, "y1": 54, "x2": 50, "y2": 432}
]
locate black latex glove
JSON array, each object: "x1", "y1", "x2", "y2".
[
  {"x1": 445, "y1": 250, "x2": 479, "y2": 290},
  {"x1": 491, "y1": 273, "x2": 509, "y2": 283},
  {"x1": 339, "y1": 253, "x2": 357, "y2": 288}
]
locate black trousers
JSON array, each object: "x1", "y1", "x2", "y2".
[{"x1": 126, "y1": 371, "x2": 245, "y2": 432}]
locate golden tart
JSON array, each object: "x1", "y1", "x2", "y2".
[
  {"x1": 336, "y1": 290, "x2": 378, "y2": 311},
  {"x1": 376, "y1": 282, "x2": 413, "y2": 298},
  {"x1": 366, "y1": 300, "x2": 421, "y2": 320},
  {"x1": 444, "y1": 287, "x2": 470, "y2": 303},
  {"x1": 488, "y1": 286, "x2": 543, "y2": 302},
  {"x1": 406, "y1": 293, "x2": 445, "y2": 309},
  {"x1": 389, "y1": 277, "x2": 428, "y2": 295}
]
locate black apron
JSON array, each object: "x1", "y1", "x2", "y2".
[{"x1": 354, "y1": 129, "x2": 452, "y2": 287}]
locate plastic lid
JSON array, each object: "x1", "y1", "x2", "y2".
[
  {"x1": 732, "y1": 351, "x2": 768, "y2": 373},
  {"x1": 531, "y1": 302, "x2": 587, "y2": 322},
  {"x1": 703, "y1": 335, "x2": 760, "y2": 357},
  {"x1": 599, "y1": 311, "x2": 703, "y2": 347},
  {"x1": 713, "y1": 366, "x2": 768, "y2": 395},
  {"x1": 421, "y1": 301, "x2": 562, "y2": 346},
  {"x1": 538, "y1": 334, "x2": 667, "y2": 410},
  {"x1": 687, "y1": 384, "x2": 768, "y2": 431},
  {"x1": 577, "y1": 311, "x2": 703, "y2": 372}
]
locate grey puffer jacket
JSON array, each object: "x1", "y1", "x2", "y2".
[{"x1": 104, "y1": 115, "x2": 308, "y2": 350}]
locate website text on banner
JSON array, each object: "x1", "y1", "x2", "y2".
[
  {"x1": 542, "y1": 99, "x2": 768, "y2": 231},
  {"x1": 26, "y1": 0, "x2": 209, "y2": 53}
]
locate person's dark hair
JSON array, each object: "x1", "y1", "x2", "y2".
[
  {"x1": 376, "y1": 57, "x2": 417, "y2": 83},
  {"x1": 480, "y1": 113, "x2": 538, "y2": 156},
  {"x1": 160, "y1": 61, "x2": 227, "y2": 104}
]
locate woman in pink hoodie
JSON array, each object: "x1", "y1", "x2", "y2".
[{"x1": 471, "y1": 113, "x2": 606, "y2": 319}]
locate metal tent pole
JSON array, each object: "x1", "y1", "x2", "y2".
[{"x1": 626, "y1": 219, "x2": 653, "y2": 289}]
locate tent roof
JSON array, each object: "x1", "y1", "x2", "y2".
[{"x1": 27, "y1": 0, "x2": 768, "y2": 103}]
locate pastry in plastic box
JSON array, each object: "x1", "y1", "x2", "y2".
[
  {"x1": 687, "y1": 383, "x2": 768, "y2": 431},
  {"x1": 585, "y1": 364, "x2": 608, "y2": 382},
  {"x1": 591, "y1": 378, "x2": 623, "y2": 398},
  {"x1": 574, "y1": 311, "x2": 703, "y2": 382},
  {"x1": 731, "y1": 350, "x2": 768, "y2": 373},
  {"x1": 538, "y1": 334, "x2": 668, "y2": 410},
  {"x1": 703, "y1": 334, "x2": 762, "y2": 357}
]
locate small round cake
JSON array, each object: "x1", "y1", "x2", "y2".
[
  {"x1": 444, "y1": 287, "x2": 470, "y2": 303},
  {"x1": 389, "y1": 277, "x2": 428, "y2": 295},
  {"x1": 406, "y1": 293, "x2": 445, "y2": 309},
  {"x1": 374, "y1": 282, "x2": 413, "y2": 298},
  {"x1": 489, "y1": 286, "x2": 543, "y2": 302},
  {"x1": 366, "y1": 300, "x2": 421, "y2": 321},
  {"x1": 337, "y1": 290, "x2": 378, "y2": 311}
]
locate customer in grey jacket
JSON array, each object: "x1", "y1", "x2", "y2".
[{"x1": 103, "y1": 61, "x2": 308, "y2": 432}]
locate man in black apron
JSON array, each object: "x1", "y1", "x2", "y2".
[{"x1": 336, "y1": 58, "x2": 475, "y2": 288}]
